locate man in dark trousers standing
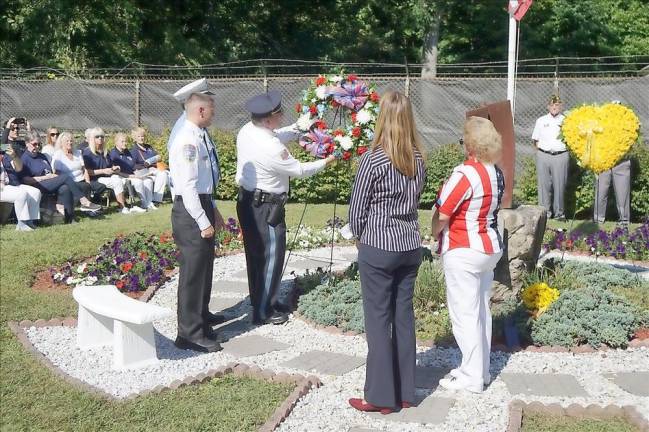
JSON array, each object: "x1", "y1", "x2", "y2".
[
  {"x1": 235, "y1": 90, "x2": 336, "y2": 325},
  {"x1": 169, "y1": 80, "x2": 226, "y2": 352}
]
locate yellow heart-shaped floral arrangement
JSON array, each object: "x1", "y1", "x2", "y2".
[{"x1": 561, "y1": 103, "x2": 640, "y2": 174}]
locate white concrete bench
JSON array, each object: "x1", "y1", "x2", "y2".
[{"x1": 73, "y1": 285, "x2": 173, "y2": 370}]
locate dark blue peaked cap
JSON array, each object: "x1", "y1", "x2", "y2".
[{"x1": 245, "y1": 90, "x2": 282, "y2": 116}]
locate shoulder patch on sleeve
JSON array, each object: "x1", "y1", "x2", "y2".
[
  {"x1": 280, "y1": 149, "x2": 290, "y2": 160},
  {"x1": 182, "y1": 144, "x2": 197, "y2": 162}
]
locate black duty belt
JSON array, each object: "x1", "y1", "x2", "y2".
[
  {"x1": 239, "y1": 187, "x2": 287, "y2": 205},
  {"x1": 538, "y1": 149, "x2": 568, "y2": 156}
]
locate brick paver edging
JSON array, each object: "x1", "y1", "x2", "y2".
[
  {"x1": 8, "y1": 319, "x2": 323, "y2": 432},
  {"x1": 506, "y1": 399, "x2": 649, "y2": 432}
]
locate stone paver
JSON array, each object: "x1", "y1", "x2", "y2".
[
  {"x1": 500, "y1": 373, "x2": 587, "y2": 397},
  {"x1": 281, "y1": 350, "x2": 365, "y2": 376},
  {"x1": 222, "y1": 334, "x2": 290, "y2": 358},
  {"x1": 604, "y1": 372, "x2": 649, "y2": 396},
  {"x1": 348, "y1": 428, "x2": 383, "y2": 432},
  {"x1": 415, "y1": 366, "x2": 449, "y2": 389},
  {"x1": 209, "y1": 297, "x2": 245, "y2": 314},
  {"x1": 228, "y1": 269, "x2": 250, "y2": 280},
  {"x1": 286, "y1": 259, "x2": 332, "y2": 271},
  {"x1": 368, "y1": 396, "x2": 455, "y2": 424},
  {"x1": 216, "y1": 280, "x2": 249, "y2": 294}
]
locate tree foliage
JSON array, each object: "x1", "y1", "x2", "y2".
[{"x1": 1, "y1": 0, "x2": 647, "y2": 69}]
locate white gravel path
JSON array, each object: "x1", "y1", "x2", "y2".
[{"x1": 24, "y1": 246, "x2": 649, "y2": 431}]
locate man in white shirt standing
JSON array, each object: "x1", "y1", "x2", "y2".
[
  {"x1": 169, "y1": 80, "x2": 226, "y2": 352},
  {"x1": 236, "y1": 90, "x2": 337, "y2": 325},
  {"x1": 532, "y1": 95, "x2": 568, "y2": 221}
]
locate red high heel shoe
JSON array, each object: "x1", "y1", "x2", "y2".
[
  {"x1": 348, "y1": 398, "x2": 394, "y2": 415},
  {"x1": 402, "y1": 401, "x2": 414, "y2": 408}
]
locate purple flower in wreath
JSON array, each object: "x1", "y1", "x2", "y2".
[
  {"x1": 299, "y1": 128, "x2": 334, "y2": 158},
  {"x1": 329, "y1": 80, "x2": 369, "y2": 111}
]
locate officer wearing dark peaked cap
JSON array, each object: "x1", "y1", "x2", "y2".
[
  {"x1": 169, "y1": 78, "x2": 226, "y2": 353},
  {"x1": 236, "y1": 90, "x2": 337, "y2": 325}
]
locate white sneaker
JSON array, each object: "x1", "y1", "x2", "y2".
[
  {"x1": 130, "y1": 206, "x2": 146, "y2": 213},
  {"x1": 450, "y1": 368, "x2": 491, "y2": 386},
  {"x1": 15, "y1": 222, "x2": 34, "y2": 232},
  {"x1": 146, "y1": 203, "x2": 158, "y2": 211},
  {"x1": 121, "y1": 207, "x2": 131, "y2": 215},
  {"x1": 438, "y1": 377, "x2": 483, "y2": 393}
]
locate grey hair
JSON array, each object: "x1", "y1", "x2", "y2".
[{"x1": 26, "y1": 129, "x2": 41, "y2": 143}]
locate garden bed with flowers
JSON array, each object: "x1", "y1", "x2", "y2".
[
  {"x1": 293, "y1": 250, "x2": 649, "y2": 350},
  {"x1": 544, "y1": 220, "x2": 649, "y2": 262}
]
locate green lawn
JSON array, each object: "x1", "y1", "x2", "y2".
[
  {"x1": 0, "y1": 202, "x2": 294, "y2": 432},
  {"x1": 521, "y1": 413, "x2": 640, "y2": 432}
]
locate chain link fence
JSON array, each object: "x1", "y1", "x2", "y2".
[{"x1": 1, "y1": 58, "x2": 647, "y2": 175}]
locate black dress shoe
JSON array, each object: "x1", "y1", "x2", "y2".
[
  {"x1": 273, "y1": 302, "x2": 292, "y2": 314},
  {"x1": 174, "y1": 336, "x2": 223, "y2": 353},
  {"x1": 253, "y1": 311, "x2": 289, "y2": 325},
  {"x1": 205, "y1": 313, "x2": 226, "y2": 325}
]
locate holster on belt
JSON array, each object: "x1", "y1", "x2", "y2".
[{"x1": 250, "y1": 188, "x2": 287, "y2": 226}]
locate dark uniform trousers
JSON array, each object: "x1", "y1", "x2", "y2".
[
  {"x1": 358, "y1": 243, "x2": 422, "y2": 408},
  {"x1": 236, "y1": 188, "x2": 286, "y2": 321},
  {"x1": 37, "y1": 175, "x2": 87, "y2": 217},
  {"x1": 172, "y1": 194, "x2": 215, "y2": 341}
]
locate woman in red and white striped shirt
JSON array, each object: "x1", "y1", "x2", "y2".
[{"x1": 432, "y1": 116, "x2": 504, "y2": 393}]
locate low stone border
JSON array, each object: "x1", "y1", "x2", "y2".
[
  {"x1": 506, "y1": 399, "x2": 649, "y2": 432},
  {"x1": 8, "y1": 319, "x2": 322, "y2": 432}
]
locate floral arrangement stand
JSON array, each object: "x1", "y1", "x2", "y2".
[{"x1": 73, "y1": 285, "x2": 173, "y2": 370}]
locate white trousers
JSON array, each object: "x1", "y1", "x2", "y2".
[
  {"x1": 130, "y1": 177, "x2": 154, "y2": 207},
  {"x1": 442, "y1": 248, "x2": 503, "y2": 387},
  {"x1": 150, "y1": 169, "x2": 170, "y2": 202},
  {"x1": 97, "y1": 175, "x2": 125, "y2": 195},
  {"x1": 0, "y1": 184, "x2": 42, "y2": 221}
]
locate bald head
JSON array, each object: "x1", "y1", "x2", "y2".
[{"x1": 186, "y1": 93, "x2": 215, "y2": 128}]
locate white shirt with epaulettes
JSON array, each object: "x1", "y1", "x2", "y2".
[
  {"x1": 235, "y1": 122, "x2": 327, "y2": 194},
  {"x1": 169, "y1": 119, "x2": 220, "y2": 231}
]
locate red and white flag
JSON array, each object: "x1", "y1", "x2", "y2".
[{"x1": 508, "y1": 0, "x2": 533, "y2": 21}]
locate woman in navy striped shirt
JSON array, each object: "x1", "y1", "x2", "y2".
[{"x1": 348, "y1": 91, "x2": 426, "y2": 414}]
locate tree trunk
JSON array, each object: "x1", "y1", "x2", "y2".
[{"x1": 421, "y1": 10, "x2": 441, "y2": 78}]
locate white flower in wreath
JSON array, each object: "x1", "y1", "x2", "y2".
[
  {"x1": 335, "y1": 135, "x2": 354, "y2": 151},
  {"x1": 297, "y1": 113, "x2": 314, "y2": 131},
  {"x1": 315, "y1": 85, "x2": 328, "y2": 100},
  {"x1": 77, "y1": 262, "x2": 87, "y2": 274},
  {"x1": 331, "y1": 75, "x2": 342, "y2": 83},
  {"x1": 356, "y1": 109, "x2": 372, "y2": 124}
]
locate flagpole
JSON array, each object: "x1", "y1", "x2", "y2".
[{"x1": 507, "y1": 1, "x2": 518, "y2": 116}]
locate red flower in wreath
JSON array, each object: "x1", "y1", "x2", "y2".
[
  {"x1": 352, "y1": 127, "x2": 362, "y2": 138},
  {"x1": 314, "y1": 120, "x2": 328, "y2": 130},
  {"x1": 357, "y1": 146, "x2": 368, "y2": 156},
  {"x1": 347, "y1": 74, "x2": 358, "y2": 82},
  {"x1": 115, "y1": 280, "x2": 125, "y2": 290},
  {"x1": 370, "y1": 92, "x2": 380, "y2": 102},
  {"x1": 331, "y1": 100, "x2": 340, "y2": 108},
  {"x1": 295, "y1": 103, "x2": 302, "y2": 113},
  {"x1": 351, "y1": 112, "x2": 357, "y2": 123},
  {"x1": 343, "y1": 151, "x2": 352, "y2": 161},
  {"x1": 333, "y1": 129, "x2": 344, "y2": 137},
  {"x1": 309, "y1": 105, "x2": 317, "y2": 115},
  {"x1": 315, "y1": 76, "x2": 327, "y2": 86},
  {"x1": 121, "y1": 262, "x2": 133, "y2": 273}
]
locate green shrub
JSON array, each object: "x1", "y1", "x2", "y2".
[
  {"x1": 420, "y1": 143, "x2": 465, "y2": 208},
  {"x1": 530, "y1": 287, "x2": 648, "y2": 348},
  {"x1": 560, "y1": 260, "x2": 649, "y2": 296},
  {"x1": 297, "y1": 279, "x2": 364, "y2": 332},
  {"x1": 415, "y1": 308, "x2": 452, "y2": 342},
  {"x1": 413, "y1": 259, "x2": 446, "y2": 313},
  {"x1": 629, "y1": 140, "x2": 649, "y2": 219},
  {"x1": 512, "y1": 156, "x2": 538, "y2": 207}
]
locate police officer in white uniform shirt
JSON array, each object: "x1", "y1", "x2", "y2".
[
  {"x1": 169, "y1": 80, "x2": 226, "y2": 352},
  {"x1": 532, "y1": 95, "x2": 568, "y2": 220},
  {"x1": 236, "y1": 90, "x2": 337, "y2": 325}
]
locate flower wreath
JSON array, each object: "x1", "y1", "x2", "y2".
[
  {"x1": 295, "y1": 73, "x2": 380, "y2": 160},
  {"x1": 561, "y1": 102, "x2": 640, "y2": 174}
]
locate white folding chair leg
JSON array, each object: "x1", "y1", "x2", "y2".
[
  {"x1": 77, "y1": 305, "x2": 113, "y2": 349},
  {"x1": 113, "y1": 320, "x2": 159, "y2": 370}
]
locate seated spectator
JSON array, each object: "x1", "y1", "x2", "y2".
[
  {"x1": 77, "y1": 128, "x2": 91, "y2": 150},
  {"x1": 2, "y1": 117, "x2": 30, "y2": 146},
  {"x1": 0, "y1": 144, "x2": 41, "y2": 231},
  {"x1": 52, "y1": 132, "x2": 107, "y2": 206},
  {"x1": 131, "y1": 127, "x2": 171, "y2": 203},
  {"x1": 82, "y1": 127, "x2": 144, "y2": 214},
  {"x1": 41, "y1": 127, "x2": 60, "y2": 162},
  {"x1": 109, "y1": 133, "x2": 156, "y2": 211},
  {"x1": 19, "y1": 130, "x2": 100, "y2": 223}
]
